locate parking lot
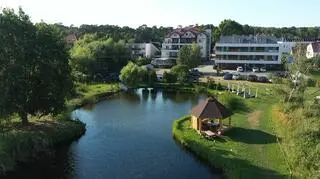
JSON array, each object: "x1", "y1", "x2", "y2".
[{"x1": 194, "y1": 65, "x2": 274, "y2": 77}]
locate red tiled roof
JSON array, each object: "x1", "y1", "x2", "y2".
[
  {"x1": 311, "y1": 42, "x2": 320, "y2": 53},
  {"x1": 166, "y1": 27, "x2": 201, "y2": 38},
  {"x1": 191, "y1": 97, "x2": 232, "y2": 120}
]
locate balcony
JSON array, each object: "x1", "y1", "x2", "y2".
[{"x1": 215, "y1": 51, "x2": 279, "y2": 56}]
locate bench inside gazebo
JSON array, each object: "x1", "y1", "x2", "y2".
[{"x1": 191, "y1": 97, "x2": 232, "y2": 138}]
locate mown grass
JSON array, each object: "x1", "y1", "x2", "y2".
[{"x1": 173, "y1": 88, "x2": 290, "y2": 178}]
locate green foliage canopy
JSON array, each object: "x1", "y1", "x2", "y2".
[{"x1": 0, "y1": 8, "x2": 73, "y2": 124}]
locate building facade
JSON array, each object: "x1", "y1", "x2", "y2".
[
  {"x1": 306, "y1": 42, "x2": 320, "y2": 59},
  {"x1": 65, "y1": 33, "x2": 77, "y2": 46},
  {"x1": 214, "y1": 35, "x2": 294, "y2": 69},
  {"x1": 160, "y1": 27, "x2": 212, "y2": 60},
  {"x1": 129, "y1": 43, "x2": 160, "y2": 59}
]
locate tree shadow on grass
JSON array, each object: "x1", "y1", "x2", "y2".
[
  {"x1": 224, "y1": 127, "x2": 278, "y2": 144},
  {"x1": 175, "y1": 138, "x2": 290, "y2": 179}
]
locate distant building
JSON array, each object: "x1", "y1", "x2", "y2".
[
  {"x1": 128, "y1": 43, "x2": 160, "y2": 59},
  {"x1": 306, "y1": 42, "x2": 320, "y2": 59},
  {"x1": 65, "y1": 33, "x2": 77, "y2": 45},
  {"x1": 214, "y1": 35, "x2": 297, "y2": 70},
  {"x1": 160, "y1": 26, "x2": 212, "y2": 60}
]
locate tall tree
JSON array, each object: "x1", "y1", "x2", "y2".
[
  {"x1": 177, "y1": 44, "x2": 201, "y2": 69},
  {"x1": 119, "y1": 62, "x2": 144, "y2": 88},
  {"x1": 0, "y1": 8, "x2": 73, "y2": 124}
]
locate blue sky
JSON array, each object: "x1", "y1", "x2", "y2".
[{"x1": 1, "y1": 0, "x2": 319, "y2": 28}]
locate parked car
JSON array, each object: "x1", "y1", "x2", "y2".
[
  {"x1": 247, "y1": 74, "x2": 258, "y2": 82},
  {"x1": 190, "y1": 69, "x2": 202, "y2": 77},
  {"x1": 236, "y1": 66, "x2": 243, "y2": 72},
  {"x1": 232, "y1": 73, "x2": 241, "y2": 80},
  {"x1": 260, "y1": 67, "x2": 267, "y2": 72},
  {"x1": 252, "y1": 67, "x2": 259, "y2": 73},
  {"x1": 275, "y1": 71, "x2": 289, "y2": 78},
  {"x1": 223, "y1": 73, "x2": 233, "y2": 80},
  {"x1": 257, "y1": 76, "x2": 269, "y2": 83}
]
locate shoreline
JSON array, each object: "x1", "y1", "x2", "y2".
[{"x1": 0, "y1": 83, "x2": 121, "y2": 175}]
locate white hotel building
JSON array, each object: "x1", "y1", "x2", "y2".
[
  {"x1": 214, "y1": 36, "x2": 294, "y2": 70},
  {"x1": 158, "y1": 27, "x2": 211, "y2": 61}
]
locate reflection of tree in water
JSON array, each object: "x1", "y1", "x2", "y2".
[
  {"x1": 142, "y1": 89, "x2": 149, "y2": 101},
  {"x1": 162, "y1": 90, "x2": 177, "y2": 102},
  {"x1": 173, "y1": 92, "x2": 201, "y2": 104},
  {"x1": 162, "y1": 91, "x2": 202, "y2": 104},
  {"x1": 121, "y1": 90, "x2": 141, "y2": 104},
  {"x1": 2, "y1": 145, "x2": 75, "y2": 179},
  {"x1": 190, "y1": 94, "x2": 205, "y2": 106},
  {"x1": 150, "y1": 89, "x2": 157, "y2": 101},
  {"x1": 82, "y1": 103, "x2": 94, "y2": 111}
]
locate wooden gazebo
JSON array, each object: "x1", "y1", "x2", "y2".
[{"x1": 191, "y1": 97, "x2": 232, "y2": 132}]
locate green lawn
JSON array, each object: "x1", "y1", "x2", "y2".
[
  {"x1": 173, "y1": 89, "x2": 290, "y2": 178},
  {"x1": 311, "y1": 70, "x2": 320, "y2": 80},
  {"x1": 66, "y1": 83, "x2": 120, "y2": 108}
]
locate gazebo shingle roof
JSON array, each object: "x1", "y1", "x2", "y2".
[{"x1": 192, "y1": 97, "x2": 232, "y2": 120}]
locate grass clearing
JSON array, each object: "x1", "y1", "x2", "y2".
[
  {"x1": 66, "y1": 83, "x2": 120, "y2": 108},
  {"x1": 173, "y1": 87, "x2": 290, "y2": 178}
]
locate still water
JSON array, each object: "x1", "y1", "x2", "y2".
[{"x1": 4, "y1": 89, "x2": 220, "y2": 179}]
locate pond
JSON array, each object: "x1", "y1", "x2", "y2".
[{"x1": 4, "y1": 89, "x2": 221, "y2": 179}]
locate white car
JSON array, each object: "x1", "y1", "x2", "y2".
[
  {"x1": 260, "y1": 67, "x2": 267, "y2": 72},
  {"x1": 236, "y1": 66, "x2": 243, "y2": 72},
  {"x1": 232, "y1": 74, "x2": 241, "y2": 80},
  {"x1": 252, "y1": 67, "x2": 259, "y2": 73}
]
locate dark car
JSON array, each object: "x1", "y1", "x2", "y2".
[
  {"x1": 190, "y1": 69, "x2": 202, "y2": 77},
  {"x1": 275, "y1": 71, "x2": 289, "y2": 78},
  {"x1": 247, "y1": 74, "x2": 258, "y2": 82},
  {"x1": 257, "y1": 76, "x2": 269, "y2": 83},
  {"x1": 223, "y1": 73, "x2": 233, "y2": 80}
]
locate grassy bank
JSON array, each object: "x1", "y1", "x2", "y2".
[
  {"x1": 172, "y1": 90, "x2": 290, "y2": 178},
  {"x1": 66, "y1": 83, "x2": 120, "y2": 109},
  {"x1": 0, "y1": 83, "x2": 119, "y2": 174},
  {"x1": 0, "y1": 113, "x2": 85, "y2": 174}
]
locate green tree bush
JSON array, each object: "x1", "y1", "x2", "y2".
[
  {"x1": 177, "y1": 44, "x2": 201, "y2": 69},
  {"x1": 163, "y1": 72, "x2": 177, "y2": 83},
  {"x1": 119, "y1": 62, "x2": 144, "y2": 88},
  {"x1": 171, "y1": 65, "x2": 190, "y2": 83},
  {"x1": 0, "y1": 8, "x2": 73, "y2": 125}
]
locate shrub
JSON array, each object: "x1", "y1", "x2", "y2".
[
  {"x1": 219, "y1": 93, "x2": 247, "y2": 112},
  {"x1": 163, "y1": 72, "x2": 177, "y2": 83},
  {"x1": 306, "y1": 78, "x2": 316, "y2": 87},
  {"x1": 148, "y1": 70, "x2": 157, "y2": 86},
  {"x1": 194, "y1": 85, "x2": 206, "y2": 93},
  {"x1": 207, "y1": 79, "x2": 216, "y2": 89},
  {"x1": 171, "y1": 65, "x2": 189, "y2": 83},
  {"x1": 217, "y1": 82, "x2": 223, "y2": 90}
]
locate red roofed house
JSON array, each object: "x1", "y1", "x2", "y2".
[
  {"x1": 306, "y1": 42, "x2": 320, "y2": 59},
  {"x1": 160, "y1": 26, "x2": 212, "y2": 61}
]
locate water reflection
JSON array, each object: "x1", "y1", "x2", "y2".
[
  {"x1": 4, "y1": 89, "x2": 218, "y2": 179},
  {"x1": 141, "y1": 88, "x2": 149, "y2": 101},
  {"x1": 3, "y1": 145, "x2": 76, "y2": 179}
]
